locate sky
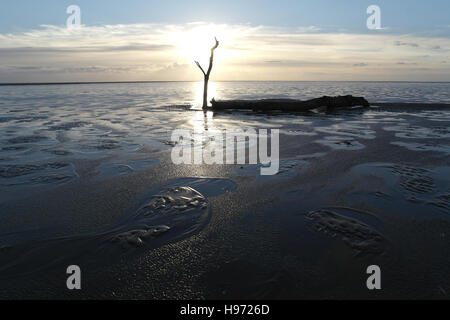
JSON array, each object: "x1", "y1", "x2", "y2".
[{"x1": 0, "y1": 0, "x2": 449, "y2": 82}]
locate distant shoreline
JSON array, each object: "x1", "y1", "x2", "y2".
[
  {"x1": 0, "y1": 81, "x2": 193, "y2": 86},
  {"x1": 0, "y1": 80, "x2": 449, "y2": 87}
]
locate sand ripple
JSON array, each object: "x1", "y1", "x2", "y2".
[
  {"x1": 315, "y1": 136, "x2": 365, "y2": 150},
  {"x1": 305, "y1": 207, "x2": 386, "y2": 256},
  {"x1": 107, "y1": 186, "x2": 209, "y2": 249},
  {"x1": 0, "y1": 178, "x2": 234, "y2": 276}
]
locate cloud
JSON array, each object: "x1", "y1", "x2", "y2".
[
  {"x1": 0, "y1": 22, "x2": 449, "y2": 82},
  {"x1": 0, "y1": 44, "x2": 172, "y2": 55},
  {"x1": 1, "y1": 65, "x2": 153, "y2": 73},
  {"x1": 394, "y1": 41, "x2": 419, "y2": 48}
]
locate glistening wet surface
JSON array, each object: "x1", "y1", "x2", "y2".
[
  {"x1": 0, "y1": 81, "x2": 449, "y2": 299},
  {"x1": 0, "y1": 177, "x2": 236, "y2": 278}
]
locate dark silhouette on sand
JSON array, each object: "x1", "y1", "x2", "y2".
[{"x1": 211, "y1": 95, "x2": 370, "y2": 112}]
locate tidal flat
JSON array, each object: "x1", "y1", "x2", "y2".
[{"x1": 0, "y1": 81, "x2": 449, "y2": 299}]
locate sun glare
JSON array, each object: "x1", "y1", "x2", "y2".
[
  {"x1": 193, "y1": 81, "x2": 217, "y2": 108},
  {"x1": 173, "y1": 23, "x2": 235, "y2": 65}
]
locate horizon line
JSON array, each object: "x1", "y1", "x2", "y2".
[{"x1": 1, "y1": 80, "x2": 449, "y2": 86}]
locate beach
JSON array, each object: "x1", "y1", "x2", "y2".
[{"x1": 0, "y1": 81, "x2": 449, "y2": 299}]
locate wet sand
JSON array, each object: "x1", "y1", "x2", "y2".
[{"x1": 0, "y1": 102, "x2": 450, "y2": 299}]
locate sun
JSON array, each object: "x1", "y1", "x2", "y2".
[
  {"x1": 179, "y1": 29, "x2": 214, "y2": 63},
  {"x1": 172, "y1": 23, "x2": 235, "y2": 65}
]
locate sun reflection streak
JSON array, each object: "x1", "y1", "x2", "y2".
[{"x1": 186, "y1": 81, "x2": 219, "y2": 135}]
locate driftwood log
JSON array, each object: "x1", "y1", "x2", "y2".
[{"x1": 211, "y1": 95, "x2": 370, "y2": 112}]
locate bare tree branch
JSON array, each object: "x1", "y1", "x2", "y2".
[
  {"x1": 206, "y1": 37, "x2": 220, "y2": 77},
  {"x1": 195, "y1": 61, "x2": 206, "y2": 76},
  {"x1": 194, "y1": 37, "x2": 220, "y2": 109}
]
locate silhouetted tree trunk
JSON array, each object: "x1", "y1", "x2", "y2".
[{"x1": 195, "y1": 37, "x2": 219, "y2": 109}]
